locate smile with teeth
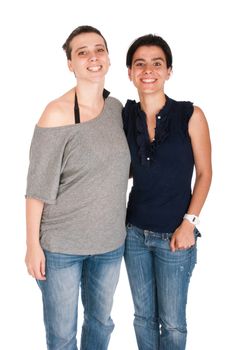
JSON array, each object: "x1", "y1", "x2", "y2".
[
  {"x1": 87, "y1": 65, "x2": 102, "y2": 72},
  {"x1": 141, "y1": 78, "x2": 157, "y2": 83}
]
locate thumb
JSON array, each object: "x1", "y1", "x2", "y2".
[{"x1": 170, "y1": 236, "x2": 176, "y2": 252}]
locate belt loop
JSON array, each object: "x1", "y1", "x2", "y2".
[
  {"x1": 144, "y1": 230, "x2": 149, "y2": 237},
  {"x1": 162, "y1": 233, "x2": 169, "y2": 240}
]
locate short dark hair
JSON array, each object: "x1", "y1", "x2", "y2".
[
  {"x1": 62, "y1": 25, "x2": 108, "y2": 60},
  {"x1": 126, "y1": 34, "x2": 172, "y2": 69}
]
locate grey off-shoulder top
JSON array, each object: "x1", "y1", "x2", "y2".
[{"x1": 26, "y1": 97, "x2": 130, "y2": 255}]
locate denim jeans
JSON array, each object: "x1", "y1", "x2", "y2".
[
  {"x1": 124, "y1": 223, "x2": 200, "y2": 350},
  {"x1": 37, "y1": 244, "x2": 124, "y2": 350}
]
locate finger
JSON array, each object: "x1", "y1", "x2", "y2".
[
  {"x1": 40, "y1": 259, "x2": 46, "y2": 279},
  {"x1": 35, "y1": 269, "x2": 46, "y2": 280},
  {"x1": 36, "y1": 275, "x2": 46, "y2": 281},
  {"x1": 177, "y1": 244, "x2": 192, "y2": 250},
  {"x1": 28, "y1": 262, "x2": 45, "y2": 280},
  {"x1": 170, "y1": 237, "x2": 176, "y2": 252},
  {"x1": 27, "y1": 267, "x2": 35, "y2": 278},
  {"x1": 35, "y1": 263, "x2": 46, "y2": 280}
]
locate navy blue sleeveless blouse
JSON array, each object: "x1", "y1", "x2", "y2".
[{"x1": 123, "y1": 96, "x2": 194, "y2": 233}]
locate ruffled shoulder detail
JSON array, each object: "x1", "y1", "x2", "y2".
[
  {"x1": 180, "y1": 101, "x2": 194, "y2": 136},
  {"x1": 127, "y1": 97, "x2": 173, "y2": 167},
  {"x1": 122, "y1": 99, "x2": 136, "y2": 134}
]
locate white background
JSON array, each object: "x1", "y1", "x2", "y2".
[{"x1": 0, "y1": 0, "x2": 231, "y2": 349}]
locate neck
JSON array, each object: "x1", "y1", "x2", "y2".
[
  {"x1": 139, "y1": 91, "x2": 166, "y2": 117},
  {"x1": 75, "y1": 80, "x2": 105, "y2": 107}
]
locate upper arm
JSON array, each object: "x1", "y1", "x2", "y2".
[
  {"x1": 37, "y1": 101, "x2": 61, "y2": 128},
  {"x1": 37, "y1": 98, "x2": 74, "y2": 128},
  {"x1": 26, "y1": 125, "x2": 68, "y2": 204},
  {"x1": 188, "y1": 106, "x2": 212, "y2": 177}
]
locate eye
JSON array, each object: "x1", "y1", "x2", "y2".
[
  {"x1": 135, "y1": 62, "x2": 144, "y2": 67},
  {"x1": 97, "y1": 48, "x2": 105, "y2": 52},
  {"x1": 78, "y1": 50, "x2": 87, "y2": 56},
  {"x1": 154, "y1": 61, "x2": 162, "y2": 67}
]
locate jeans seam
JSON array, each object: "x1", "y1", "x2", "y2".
[{"x1": 82, "y1": 262, "x2": 89, "y2": 315}]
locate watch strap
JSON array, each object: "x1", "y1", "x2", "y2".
[{"x1": 183, "y1": 214, "x2": 200, "y2": 226}]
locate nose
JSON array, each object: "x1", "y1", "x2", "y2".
[
  {"x1": 89, "y1": 52, "x2": 97, "y2": 62},
  {"x1": 144, "y1": 64, "x2": 153, "y2": 74}
]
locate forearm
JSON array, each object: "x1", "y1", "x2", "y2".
[
  {"x1": 25, "y1": 198, "x2": 46, "y2": 279},
  {"x1": 26, "y1": 198, "x2": 44, "y2": 247},
  {"x1": 187, "y1": 170, "x2": 212, "y2": 216},
  {"x1": 171, "y1": 172, "x2": 212, "y2": 252}
]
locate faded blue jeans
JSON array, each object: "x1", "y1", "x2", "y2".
[
  {"x1": 37, "y1": 244, "x2": 124, "y2": 350},
  {"x1": 124, "y1": 223, "x2": 200, "y2": 350}
]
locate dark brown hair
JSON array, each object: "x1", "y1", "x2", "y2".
[
  {"x1": 62, "y1": 25, "x2": 108, "y2": 60},
  {"x1": 126, "y1": 34, "x2": 172, "y2": 69}
]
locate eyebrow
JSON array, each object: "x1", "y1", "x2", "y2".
[
  {"x1": 75, "y1": 44, "x2": 105, "y2": 52},
  {"x1": 133, "y1": 57, "x2": 165, "y2": 64}
]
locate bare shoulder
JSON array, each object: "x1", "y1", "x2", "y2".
[
  {"x1": 38, "y1": 89, "x2": 75, "y2": 128},
  {"x1": 37, "y1": 99, "x2": 64, "y2": 128},
  {"x1": 189, "y1": 105, "x2": 208, "y2": 126},
  {"x1": 189, "y1": 105, "x2": 210, "y2": 136}
]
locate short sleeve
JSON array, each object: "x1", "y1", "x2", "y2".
[
  {"x1": 25, "y1": 125, "x2": 69, "y2": 204},
  {"x1": 183, "y1": 101, "x2": 194, "y2": 120},
  {"x1": 122, "y1": 107, "x2": 128, "y2": 135},
  {"x1": 122, "y1": 99, "x2": 135, "y2": 135},
  {"x1": 181, "y1": 101, "x2": 194, "y2": 135}
]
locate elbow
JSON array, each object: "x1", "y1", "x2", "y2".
[{"x1": 196, "y1": 167, "x2": 212, "y2": 189}]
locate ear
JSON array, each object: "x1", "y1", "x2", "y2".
[
  {"x1": 128, "y1": 68, "x2": 132, "y2": 81},
  {"x1": 166, "y1": 67, "x2": 172, "y2": 81},
  {"x1": 67, "y1": 60, "x2": 74, "y2": 73}
]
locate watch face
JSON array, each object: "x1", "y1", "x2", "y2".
[
  {"x1": 184, "y1": 214, "x2": 200, "y2": 225},
  {"x1": 192, "y1": 216, "x2": 200, "y2": 225}
]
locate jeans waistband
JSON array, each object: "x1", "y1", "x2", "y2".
[
  {"x1": 144, "y1": 230, "x2": 171, "y2": 240},
  {"x1": 127, "y1": 222, "x2": 201, "y2": 240},
  {"x1": 127, "y1": 223, "x2": 171, "y2": 240}
]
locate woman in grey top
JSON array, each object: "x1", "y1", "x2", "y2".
[{"x1": 25, "y1": 25, "x2": 130, "y2": 350}]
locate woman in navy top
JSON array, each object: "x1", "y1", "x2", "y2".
[{"x1": 123, "y1": 34, "x2": 212, "y2": 350}]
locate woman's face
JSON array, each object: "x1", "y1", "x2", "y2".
[
  {"x1": 128, "y1": 45, "x2": 172, "y2": 95},
  {"x1": 68, "y1": 32, "x2": 110, "y2": 82}
]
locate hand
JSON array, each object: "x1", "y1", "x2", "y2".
[
  {"x1": 25, "y1": 243, "x2": 46, "y2": 280},
  {"x1": 170, "y1": 220, "x2": 195, "y2": 252}
]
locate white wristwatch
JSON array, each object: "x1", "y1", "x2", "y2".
[{"x1": 183, "y1": 214, "x2": 200, "y2": 226}]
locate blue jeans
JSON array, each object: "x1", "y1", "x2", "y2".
[
  {"x1": 124, "y1": 223, "x2": 200, "y2": 350},
  {"x1": 37, "y1": 245, "x2": 124, "y2": 350}
]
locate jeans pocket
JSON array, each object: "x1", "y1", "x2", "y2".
[
  {"x1": 194, "y1": 227, "x2": 201, "y2": 240},
  {"x1": 189, "y1": 244, "x2": 197, "y2": 275}
]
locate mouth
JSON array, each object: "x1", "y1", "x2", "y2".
[
  {"x1": 141, "y1": 78, "x2": 157, "y2": 83},
  {"x1": 87, "y1": 65, "x2": 103, "y2": 72}
]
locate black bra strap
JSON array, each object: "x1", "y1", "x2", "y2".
[
  {"x1": 103, "y1": 89, "x2": 110, "y2": 99},
  {"x1": 74, "y1": 92, "x2": 80, "y2": 124},
  {"x1": 74, "y1": 89, "x2": 110, "y2": 124}
]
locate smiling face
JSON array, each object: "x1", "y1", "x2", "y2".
[
  {"x1": 128, "y1": 45, "x2": 172, "y2": 95},
  {"x1": 67, "y1": 32, "x2": 110, "y2": 82}
]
